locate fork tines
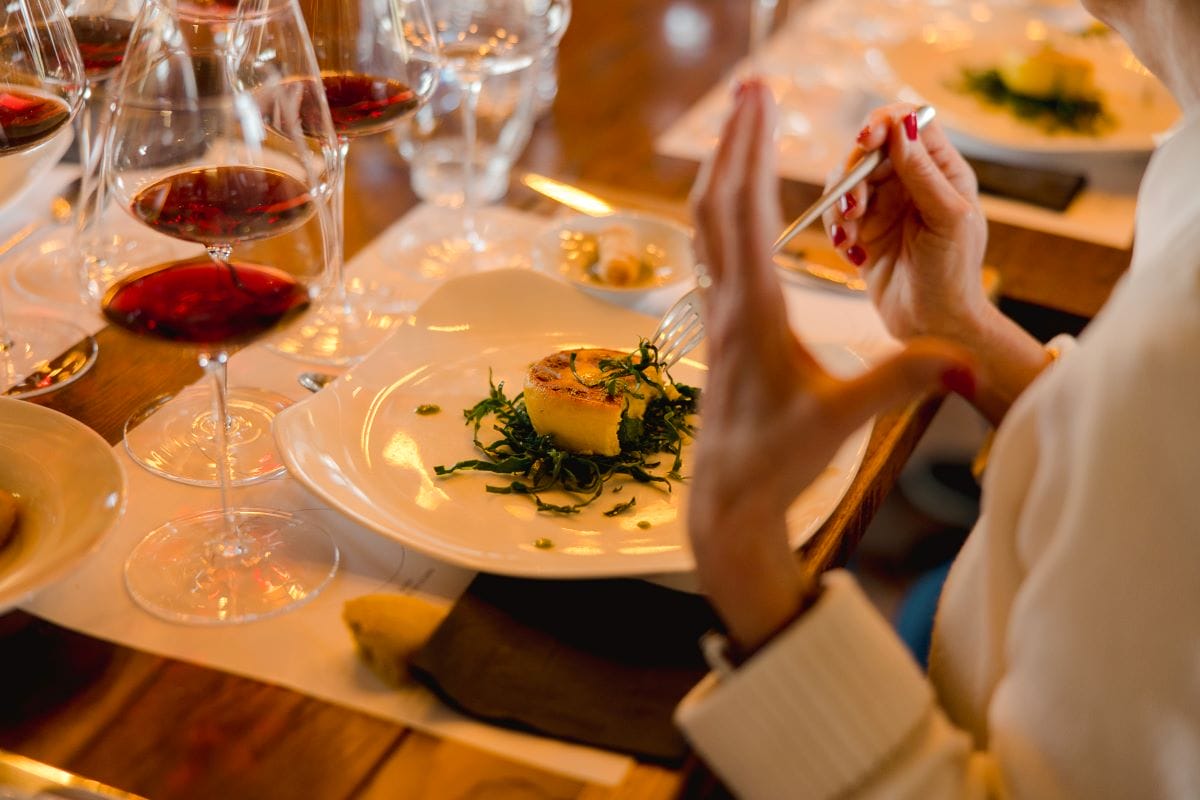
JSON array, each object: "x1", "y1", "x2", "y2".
[{"x1": 652, "y1": 288, "x2": 704, "y2": 369}]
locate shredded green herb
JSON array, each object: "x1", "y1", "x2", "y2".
[
  {"x1": 433, "y1": 341, "x2": 700, "y2": 514},
  {"x1": 415, "y1": 404, "x2": 441, "y2": 415},
  {"x1": 959, "y1": 68, "x2": 1109, "y2": 135}
]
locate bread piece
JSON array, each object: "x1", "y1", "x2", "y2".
[
  {"x1": 0, "y1": 492, "x2": 17, "y2": 551},
  {"x1": 343, "y1": 593, "x2": 448, "y2": 687}
]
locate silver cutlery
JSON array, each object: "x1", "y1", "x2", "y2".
[
  {"x1": 297, "y1": 371, "x2": 338, "y2": 393},
  {"x1": 651, "y1": 288, "x2": 704, "y2": 368},
  {"x1": 773, "y1": 105, "x2": 936, "y2": 254}
]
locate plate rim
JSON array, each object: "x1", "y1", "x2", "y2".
[
  {"x1": 0, "y1": 397, "x2": 127, "y2": 612},
  {"x1": 883, "y1": 33, "x2": 1179, "y2": 156}
]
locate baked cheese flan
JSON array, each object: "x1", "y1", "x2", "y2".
[{"x1": 524, "y1": 348, "x2": 663, "y2": 456}]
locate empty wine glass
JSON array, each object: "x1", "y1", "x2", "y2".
[
  {"x1": 0, "y1": 0, "x2": 97, "y2": 398},
  {"x1": 418, "y1": 0, "x2": 570, "y2": 271},
  {"x1": 269, "y1": 0, "x2": 439, "y2": 365},
  {"x1": 102, "y1": 0, "x2": 340, "y2": 623}
]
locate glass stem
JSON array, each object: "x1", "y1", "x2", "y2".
[
  {"x1": 328, "y1": 136, "x2": 352, "y2": 316},
  {"x1": 71, "y1": 84, "x2": 94, "y2": 303},
  {"x1": 461, "y1": 75, "x2": 484, "y2": 252},
  {"x1": 200, "y1": 350, "x2": 243, "y2": 555}
]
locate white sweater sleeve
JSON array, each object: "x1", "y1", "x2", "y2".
[{"x1": 675, "y1": 571, "x2": 993, "y2": 800}]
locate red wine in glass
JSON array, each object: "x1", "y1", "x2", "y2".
[
  {"x1": 102, "y1": 257, "x2": 310, "y2": 346},
  {"x1": 69, "y1": 16, "x2": 135, "y2": 78},
  {"x1": 318, "y1": 72, "x2": 418, "y2": 138},
  {"x1": 0, "y1": 87, "x2": 71, "y2": 154},
  {"x1": 129, "y1": 165, "x2": 316, "y2": 246}
]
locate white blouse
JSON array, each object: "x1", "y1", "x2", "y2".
[{"x1": 675, "y1": 112, "x2": 1200, "y2": 799}]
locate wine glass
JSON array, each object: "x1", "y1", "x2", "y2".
[
  {"x1": 9, "y1": 0, "x2": 160, "y2": 310},
  {"x1": 420, "y1": 0, "x2": 570, "y2": 270},
  {"x1": 102, "y1": 0, "x2": 340, "y2": 624},
  {"x1": 0, "y1": 0, "x2": 97, "y2": 398},
  {"x1": 269, "y1": 0, "x2": 439, "y2": 365}
]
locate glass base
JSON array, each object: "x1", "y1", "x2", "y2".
[
  {"x1": 124, "y1": 507, "x2": 339, "y2": 625},
  {"x1": 0, "y1": 312, "x2": 97, "y2": 399},
  {"x1": 408, "y1": 207, "x2": 535, "y2": 275},
  {"x1": 267, "y1": 294, "x2": 402, "y2": 366},
  {"x1": 123, "y1": 386, "x2": 292, "y2": 487}
]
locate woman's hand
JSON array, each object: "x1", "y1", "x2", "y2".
[
  {"x1": 823, "y1": 104, "x2": 1053, "y2": 425},
  {"x1": 823, "y1": 104, "x2": 990, "y2": 344},
  {"x1": 687, "y1": 82, "x2": 972, "y2": 653}
]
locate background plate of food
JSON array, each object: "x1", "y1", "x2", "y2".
[
  {"x1": 0, "y1": 398, "x2": 125, "y2": 613},
  {"x1": 882, "y1": 25, "x2": 1179, "y2": 156},
  {"x1": 275, "y1": 269, "x2": 871, "y2": 579}
]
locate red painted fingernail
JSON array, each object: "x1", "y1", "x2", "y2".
[
  {"x1": 941, "y1": 366, "x2": 976, "y2": 400},
  {"x1": 831, "y1": 225, "x2": 847, "y2": 246},
  {"x1": 856, "y1": 125, "x2": 871, "y2": 144},
  {"x1": 838, "y1": 193, "x2": 857, "y2": 215},
  {"x1": 904, "y1": 111, "x2": 919, "y2": 141},
  {"x1": 845, "y1": 244, "x2": 866, "y2": 266}
]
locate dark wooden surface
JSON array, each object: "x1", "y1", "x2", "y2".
[{"x1": 1, "y1": 0, "x2": 1133, "y2": 797}]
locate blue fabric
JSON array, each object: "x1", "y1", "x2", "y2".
[{"x1": 894, "y1": 561, "x2": 953, "y2": 670}]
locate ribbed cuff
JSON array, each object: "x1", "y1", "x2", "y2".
[{"x1": 675, "y1": 570, "x2": 933, "y2": 800}]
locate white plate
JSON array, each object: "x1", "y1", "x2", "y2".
[
  {"x1": 275, "y1": 269, "x2": 871, "y2": 578},
  {"x1": 883, "y1": 31, "x2": 1179, "y2": 155},
  {"x1": 0, "y1": 398, "x2": 125, "y2": 613}
]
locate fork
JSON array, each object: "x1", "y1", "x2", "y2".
[{"x1": 651, "y1": 287, "x2": 704, "y2": 368}]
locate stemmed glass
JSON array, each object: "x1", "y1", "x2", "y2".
[
  {"x1": 422, "y1": 0, "x2": 570, "y2": 270},
  {"x1": 0, "y1": 0, "x2": 96, "y2": 398},
  {"x1": 10, "y1": 0, "x2": 151, "y2": 310},
  {"x1": 269, "y1": 0, "x2": 439, "y2": 365},
  {"x1": 102, "y1": 0, "x2": 340, "y2": 623}
]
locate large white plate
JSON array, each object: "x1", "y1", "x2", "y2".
[
  {"x1": 884, "y1": 31, "x2": 1179, "y2": 155},
  {"x1": 275, "y1": 269, "x2": 871, "y2": 578},
  {"x1": 0, "y1": 398, "x2": 125, "y2": 613}
]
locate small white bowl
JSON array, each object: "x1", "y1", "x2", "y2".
[{"x1": 533, "y1": 211, "x2": 694, "y2": 306}]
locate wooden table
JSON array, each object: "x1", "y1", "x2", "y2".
[{"x1": 0, "y1": 0, "x2": 1133, "y2": 797}]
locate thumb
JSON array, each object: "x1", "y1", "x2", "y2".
[{"x1": 834, "y1": 338, "x2": 974, "y2": 427}]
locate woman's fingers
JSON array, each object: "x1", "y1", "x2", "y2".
[
  {"x1": 739, "y1": 80, "x2": 785, "y2": 296},
  {"x1": 883, "y1": 113, "x2": 975, "y2": 233},
  {"x1": 691, "y1": 79, "x2": 794, "y2": 363},
  {"x1": 691, "y1": 82, "x2": 760, "y2": 287},
  {"x1": 831, "y1": 338, "x2": 974, "y2": 433}
]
